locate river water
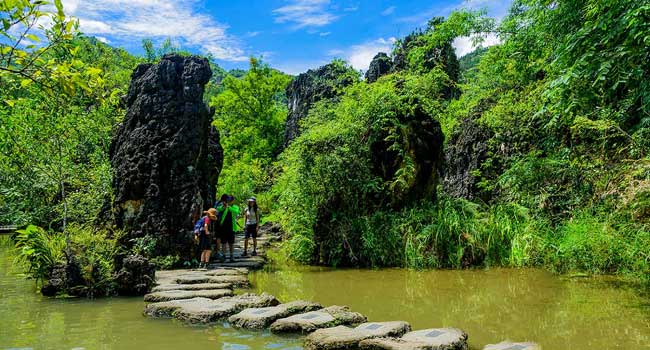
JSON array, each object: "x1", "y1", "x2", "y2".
[{"x1": 1, "y1": 239, "x2": 648, "y2": 349}]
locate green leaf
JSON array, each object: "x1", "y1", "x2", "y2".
[
  {"x1": 20, "y1": 79, "x2": 32, "y2": 88},
  {"x1": 25, "y1": 33, "x2": 41, "y2": 43},
  {"x1": 54, "y1": 0, "x2": 64, "y2": 19}
]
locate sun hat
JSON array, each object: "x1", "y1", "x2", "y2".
[{"x1": 204, "y1": 208, "x2": 218, "y2": 220}]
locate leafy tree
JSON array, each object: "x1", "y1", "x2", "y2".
[
  {"x1": 1, "y1": 0, "x2": 82, "y2": 95},
  {"x1": 211, "y1": 57, "x2": 291, "y2": 201}
]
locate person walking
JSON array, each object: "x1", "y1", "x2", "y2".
[
  {"x1": 243, "y1": 197, "x2": 260, "y2": 257},
  {"x1": 218, "y1": 195, "x2": 240, "y2": 263},
  {"x1": 197, "y1": 208, "x2": 217, "y2": 268}
]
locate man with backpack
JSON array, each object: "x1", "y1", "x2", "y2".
[{"x1": 217, "y1": 195, "x2": 240, "y2": 263}]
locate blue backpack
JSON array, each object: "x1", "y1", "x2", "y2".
[{"x1": 193, "y1": 216, "x2": 206, "y2": 235}]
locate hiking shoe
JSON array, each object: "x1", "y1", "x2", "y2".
[
  {"x1": 229, "y1": 257, "x2": 235, "y2": 263},
  {"x1": 251, "y1": 251, "x2": 257, "y2": 256},
  {"x1": 242, "y1": 252, "x2": 248, "y2": 257}
]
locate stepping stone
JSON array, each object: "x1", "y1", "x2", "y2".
[
  {"x1": 174, "y1": 274, "x2": 249, "y2": 287},
  {"x1": 229, "y1": 300, "x2": 323, "y2": 329},
  {"x1": 359, "y1": 328, "x2": 468, "y2": 350},
  {"x1": 144, "y1": 293, "x2": 280, "y2": 324},
  {"x1": 205, "y1": 268, "x2": 248, "y2": 276},
  {"x1": 270, "y1": 305, "x2": 367, "y2": 334},
  {"x1": 143, "y1": 289, "x2": 233, "y2": 302},
  {"x1": 483, "y1": 341, "x2": 541, "y2": 350},
  {"x1": 209, "y1": 259, "x2": 266, "y2": 269},
  {"x1": 305, "y1": 321, "x2": 411, "y2": 350},
  {"x1": 152, "y1": 283, "x2": 233, "y2": 292}
]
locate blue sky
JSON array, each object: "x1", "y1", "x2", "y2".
[{"x1": 61, "y1": 0, "x2": 512, "y2": 75}]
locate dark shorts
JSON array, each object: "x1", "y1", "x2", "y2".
[
  {"x1": 220, "y1": 229, "x2": 235, "y2": 244},
  {"x1": 245, "y1": 224, "x2": 258, "y2": 239},
  {"x1": 198, "y1": 234, "x2": 212, "y2": 251}
]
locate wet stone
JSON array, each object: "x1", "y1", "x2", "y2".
[
  {"x1": 151, "y1": 283, "x2": 233, "y2": 292},
  {"x1": 144, "y1": 293, "x2": 280, "y2": 324},
  {"x1": 143, "y1": 289, "x2": 233, "y2": 302},
  {"x1": 359, "y1": 327, "x2": 468, "y2": 350},
  {"x1": 174, "y1": 274, "x2": 249, "y2": 287},
  {"x1": 270, "y1": 305, "x2": 367, "y2": 334},
  {"x1": 305, "y1": 321, "x2": 411, "y2": 350},
  {"x1": 483, "y1": 341, "x2": 541, "y2": 350},
  {"x1": 228, "y1": 300, "x2": 323, "y2": 329}
]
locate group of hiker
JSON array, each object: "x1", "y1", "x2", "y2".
[{"x1": 194, "y1": 194, "x2": 260, "y2": 268}]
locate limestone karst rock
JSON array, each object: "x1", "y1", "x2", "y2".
[
  {"x1": 109, "y1": 54, "x2": 222, "y2": 259},
  {"x1": 365, "y1": 52, "x2": 392, "y2": 83},
  {"x1": 284, "y1": 62, "x2": 357, "y2": 146}
]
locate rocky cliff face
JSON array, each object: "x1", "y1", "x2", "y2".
[
  {"x1": 109, "y1": 54, "x2": 222, "y2": 259},
  {"x1": 442, "y1": 117, "x2": 493, "y2": 201},
  {"x1": 284, "y1": 62, "x2": 357, "y2": 146},
  {"x1": 365, "y1": 52, "x2": 392, "y2": 83}
]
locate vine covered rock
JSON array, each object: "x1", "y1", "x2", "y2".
[
  {"x1": 284, "y1": 62, "x2": 358, "y2": 146},
  {"x1": 109, "y1": 54, "x2": 222, "y2": 259}
]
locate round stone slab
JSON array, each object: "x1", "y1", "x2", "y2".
[
  {"x1": 483, "y1": 341, "x2": 541, "y2": 350},
  {"x1": 360, "y1": 327, "x2": 468, "y2": 350},
  {"x1": 228, "y1": 300, "x2": 322, "y2": 329},
  {"x1": 152, "y1": 283, "x2": 233, "y2": 292},
  {"x1": 270, "y1": 305, "x2": 367, "y2": 334},
  {"x1": 143, "y1": 289, "x2": 233, "y2": 302},
  {"x1": 305, "y1": 321, "x2": 411, "y2": 350},
  {"x1": 144, "y1": 293, "x2": 280, "y2": 324}
]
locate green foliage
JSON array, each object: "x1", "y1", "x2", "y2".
[
  {"x1": 13, "y1": 225, "x2": 65, "y2": 281},
  {"x1": 274, "y1": 68, "x2": 452, "y2": 265},
  {"x1": 211, "y1": 57, "x2": 291, "y2": 201},
  {"x1": 67, "y1": 224, "x2": 122, "y2": 297}
]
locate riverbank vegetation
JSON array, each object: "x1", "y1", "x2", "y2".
[{"x1": 1, "y1": 0, "x2": 649, "y2": 289}]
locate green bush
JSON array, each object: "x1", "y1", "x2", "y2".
[
  {"x1": 68, "y1": 224, "x2": 122, "y2": 297},
  {"x1": 13, "y1": 225, "x2": 66, "y2": 282}
]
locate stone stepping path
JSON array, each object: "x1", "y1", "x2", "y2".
[
  {"x1": 270, "y1": 305, "x2": 367, "y2": 334},
  {"x1": 143, "y1": 288, "x2": 233, "y2": 302},
  {"x1": 144, "y1": 293, "x2": 279, "y2": 323},
  {"x1": 151, "y1": 282, "x2": 232, "y2": 292},
  {"x1": 359, "y1": 328, "x2": 468, "y2": 350},
  {"x1": 483, "y1": 341, "x2": 541, "y2": 350},
  {"x1": 172, "y1": 273, "x2": 249, "y2": 286},
  {"x1": 143, "y1": 233, "x2": 539, "y2": 350},
  {"x1": 305, "y1": 321, "x2": 411, "y2": 350},
  {"x1": 229, "y1": 300, "x2": 323, "y2": 329},
  {"x1": 207, "y1": 232, "x2": 274, "y2": 269}
]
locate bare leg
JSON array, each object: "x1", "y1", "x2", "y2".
[
  {"x1": 229, "y1": 242, "x2": 234, "y2": 261},
  {"x1": 244, "y1": 236, "x2": 249, "y2": 255},
  {"x1": 253, "y1": 237, "x2": 257, "y2": 253}
]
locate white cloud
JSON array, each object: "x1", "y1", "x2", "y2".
[
  {"x1": 330, "y1": 37, "x2": 396, "y2": 71},
  {"x1": 62, "y1": 0, "x2": 247, "y2": 62},
  {"x1": 381, "y1": 6, "x2": 396, "y2": 16},
  {"x1": 273, "y1": 0, "x2": 338, "y2": 29},
  {"x1": 319, "y1": 32, "x2": 331, "y2": 36},
  {"x1": 95, "y1": 36, "x2": 110, "y2": 43},
  {"x1": 452, "y1": 33, "x2": 500, "y2": 57}
]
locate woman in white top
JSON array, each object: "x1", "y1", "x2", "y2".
[{"x1": 243, "y1": 197, "x2": 260, "y2": 257}]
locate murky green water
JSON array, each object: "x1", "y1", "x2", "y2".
[{"x1": 2, "y1": 239, "x2": 649, "y2": 349}]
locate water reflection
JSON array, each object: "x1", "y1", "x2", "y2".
[
  {"x1": 250, "y1": 265, "x2": 650, "y2": 349},
  {"x1": 2, "y1": 236, "x2": 648, "y2": 350}
]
